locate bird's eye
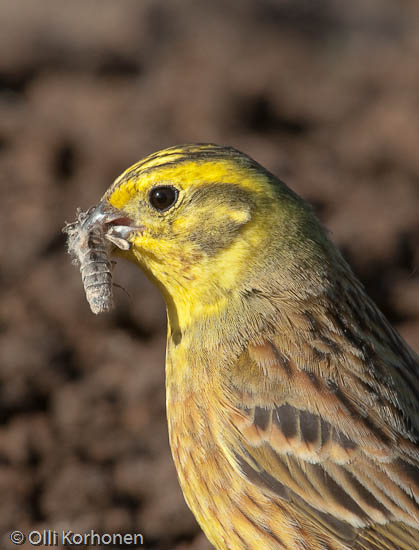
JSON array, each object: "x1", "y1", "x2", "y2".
[{"x1": 149, "y1": 186, "x2": 178, "y2": 212}]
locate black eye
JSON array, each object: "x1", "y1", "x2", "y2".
[{"x1": 149, "y1": 186, "x2": 178, "y2": 212}]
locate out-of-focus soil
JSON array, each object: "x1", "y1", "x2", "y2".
[{"x1": 0, "y1": 1, "x2": 418, "y2": 549}]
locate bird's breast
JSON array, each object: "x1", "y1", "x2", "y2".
[{"x1": 166, "y1": 381, "x2": 236, "y2": 550}]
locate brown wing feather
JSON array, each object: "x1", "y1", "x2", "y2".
[
  {"x1": 227, "y1": 401, "x2": 419, "y2": 548},
  {"x1": 223, "y1": 285, "x2": 419, "y2": 549}
]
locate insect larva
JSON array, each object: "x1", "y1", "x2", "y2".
[
  {"x1": 63, "y1": 207, "x2": 115, "y2": 314},
  {"x1": 64, "y1": 203, "x2": 138, "y2": 314}
]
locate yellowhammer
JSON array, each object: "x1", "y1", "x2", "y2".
[{"x1": 65, "y1": 144, "x2": 419, "y2": 550}]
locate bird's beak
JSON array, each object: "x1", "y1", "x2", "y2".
[{"x1": 84, "y1": 200, "x2": 144, "y2": 251}]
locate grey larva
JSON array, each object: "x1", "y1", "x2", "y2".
[{"x1": 63, "y1": 206, "x2": 130, "y2": 314}]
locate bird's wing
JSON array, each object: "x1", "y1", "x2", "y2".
[{"x1": 221, "y1": 303, "x2": 419, "y2": 549}]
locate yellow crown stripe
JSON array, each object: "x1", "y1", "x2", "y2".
[{"x1": 106, "y1": 145, "x2": 270, "y2": 210}]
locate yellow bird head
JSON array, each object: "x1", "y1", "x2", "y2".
[{"x1": 97, "y1": 144, "x2": 340, "y2": 331}]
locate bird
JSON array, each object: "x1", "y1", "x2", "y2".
[{"x1": 83, "y1": 144, "x2": 419, "y2": 549}]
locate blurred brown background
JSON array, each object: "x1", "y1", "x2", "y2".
[{"x1": 0, "y1": 1, "x2": 418, "y2": 549}]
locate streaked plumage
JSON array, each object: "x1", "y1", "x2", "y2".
[{"x1": 77, "y1": 144, "x2": 419, "y2": 549}]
